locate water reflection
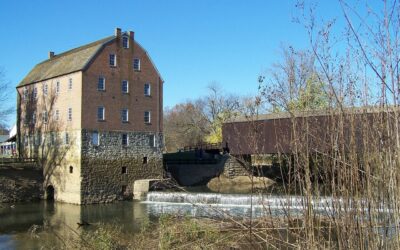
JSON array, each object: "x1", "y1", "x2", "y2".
[{"x1": 0, "y1": 201, "x2": 151, "y2": 249}]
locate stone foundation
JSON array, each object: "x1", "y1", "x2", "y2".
[
  {"x1": 223, "y1": 156, "x2": 250, "y2": 178},
  {"x1": 80, "y1": 130, "x2": 164, "y2": 204}
]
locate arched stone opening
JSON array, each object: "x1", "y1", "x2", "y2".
[{"x1": 46, "y1": 185, "x2": 55, "y2": 201}]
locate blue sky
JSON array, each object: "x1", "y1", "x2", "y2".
[{"x1": 0, "y1": 0, "x2": 346, "y2": 127}]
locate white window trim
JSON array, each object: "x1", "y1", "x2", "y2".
[
  {"x1": 122, "y1": 36, "x2": 129, "y2": 49},
  {"x1": 92, "y1": 131, "x2": 100, "y2": 146},
  {"x1": 122, "y1": 80, "x2": 129, "y2": 93},
  {"x1": 56, "y1": 81, "x2": 60, "y2": 94},
  {"x1": 144, "y1": 111, "x2": 151, "y2": 124},
  {"x1": 98, "y1": 106, "x2": 105, "y2": 121},
  {"x1": 133, "y1": 58, "x2": 141, "y2": 71},
  {"x1": 144, "y1": 83, "x2": 151, "y2": 96},
  {"x1": 110, "y1": 54, "x2": 117, "y2": 67},
  {"x1": 122, "y1": 133, "x2": 129, "y2": 146},
  {"x1": 55, "y1": 110, "x2": 59, "y2": 121},
  {"x1": 68, "y1": 108, "x2": 72, "y2": 121},
  {"x1": 121, "y1": 109, "x2": 129, "y2": 122},
  {"x1": 98, "y1": 76, "x2": 106, "y2": 91},
  {"x1": 68, "y1": 78, "x2": 73, "y2": 90}
]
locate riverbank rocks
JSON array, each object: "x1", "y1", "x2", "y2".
[
  {"x1": 0, "y1": 166, "x2": 43, "y2": 203},
  {"x1": 207, "y1": 174, "x2": 274, "y2": 193}
]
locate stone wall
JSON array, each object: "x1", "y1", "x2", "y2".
[
  {"x1": 0, "y1": 166, "x2": 43, "y2": 203},
  {"x1": 222, "y1": 156, "x2": 250, "y2": 179},
  {"x1": 80, "y1": 129, "x2": 164, "y2": 204}
]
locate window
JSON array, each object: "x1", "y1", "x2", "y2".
[
  {"x1": 43, "y1": 84, "x2": 48, "y2": 96},
  {"x1": 55, "y1": 110, "x2": 59, "y2": 121},
  {"x1": 50, "y1": 133, "x2": 55, "y2": 145},
  {"x1": 35, "y1": 134, "x2": 41, "y2": 146},
  {"x1": 149, "y1": 134, "x2": 156, "y2": 147},
  {"x1": 122, "y1": 133, "x2": 129, "y2": 146},
  {"x1": 68, "y1": 78, "x2": 73, "y2": 90},
  {"x1": 69, "y1": 166, "x2": 73, "y2": 174},
  {"x1": 56, "y1": 81, "x2": 60, "y2": 94},
  {"x1": 64, "y1": 132, "x2": 69, "y2": 144},
  {"x1": 109, "y1": 54, "x2": 116, "y2": 67},
  {"x1": 121, "y1": 109, "x2": 129, "y2": 122},
  {"x1": 122, "y1": 36, "x2": 129, "y2": 48},
  {"x1": 43, "y1": 111, "x2": 48, "y2": 123},
  {"x1": 33, "y1": 87, "x2": 38, "y2": 99},
  {"x1": 92, "y1": 131, "x2": 99, "y2": 146},
  {"x1": 121, "y1": 166, "x2": 127, "y2": 174},
  {"x1": 144, "y1": 83, "x2": 151, "y2": 96},
  {"x1": 133, "y1": 58, "x2": 140, "y2": 71},
  {"x1": 32, "y1": 112, "x2": 36, "y2": 124},
  {"x1": 97, "y1": 106, "x2": 105, "y2": 121},
  {"x1": 68, "y1": 108, "x2": 72, "y2": 121},
  {"x1": 144, "y1": 111, "x2": 151, "y2": 124},
  {"x1": 98, "y1": 77, "x2": 105, "y2": 91},
  {"x1": 122, "y1": 80, "x2": 129, "y2": 93},
  {"x1": 143, "y1": 156, "x2": 148, "y2": 164},
  {"x1": 23, "y1": 87, "x2": 28, "y2": 101}
]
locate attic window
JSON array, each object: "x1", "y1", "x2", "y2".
[
  {"x1": 122, "y1": 36, "x2": 129, "y2": 49},
  {"x1": 133, "y1": 58, "x2": 140, "y2": 71},
  {"x1": 109, "y1": 54, "x2": 117, "y2": 67}
]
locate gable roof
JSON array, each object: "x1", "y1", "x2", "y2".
[
  {"x1": 18, "y1": 36, "x2": 115, "y2": 87},
  {"x1": 18, "y1": 32, "x2": 164, "y2": 87}
]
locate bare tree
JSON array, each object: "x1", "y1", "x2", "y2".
[{"x1": 0, "y1": 68, "x2": 14, "y2": 128}]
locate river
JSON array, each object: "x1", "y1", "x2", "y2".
[{"x1": 0, "y1": 190, "x2": 394, "y2": 249}]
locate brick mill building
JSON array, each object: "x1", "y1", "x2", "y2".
[{"x1": 17, "y1": 28, "x2": 164, "y2": 204}]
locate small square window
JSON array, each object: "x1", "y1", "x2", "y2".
[
  {"x1": 122, "y1": 80, "x2": 129, "y2": 93},
  {"x1": 149, "y1": 134, "x2": 156, "y2": 147},
  {"x1": 23, "y1": 87, "x2": 28, "y2": 101},
  {"x1": 109, "y1": 54, "x2": 117, "y2": 67},
  {"x1": 122, "y1": 36, "x2": 129, "y2": 48},
  {"x1": 68, "y1": 108, "x2": 72, "y2": 121},
  {"x1": 121, "y1": 109, "x2": 129, "y2": 122},
  {"x1": 64, "y1": 132, "x2": 69, "y2": 144},
  {"x1": 92, "y1": 131, "x2": 99, "y2": 146},
  {"x1": 55, "y1": 110, "x2": 59, "y2": 121},
  {"x1": 33, "y1": 87, "x2": 38, "y2": 99},
  {"x1": 50, "y1": 133, "x2": 56, "y2": 145},
  {"x1": 144, "y1": 83, "x2": 151, "y2": 96},
  {"x1": 32, "y1": 112, "x2": 36, "y2": 124},
  {"x1": 43, "y1": 84, "x2": 48, "y2": 96},
  {"x1": 97, "y1": 106, "x2": 105, "y2": 121},
  {"x1": 133, "y1": 58, "x2": 140, "y2": 71},
  {"x1": 98, "y1": 77, "x2": 105, "y2": 91},
  {"x1": 56, "y1": 81, "x2": 60, "y2": 94},
  {"x1": 144, "y1": 111, "x2": 151, "y2": 124},
  {"x1": 43, "y1": 111, "x2": 48, "y2": 123},
  {"x1": 68, "y1": 78, "x2": 73, "y2": 90},
  {"x1": 121, "y1": 166, "x2": 127, "y2": 174},
  {"x1": 35, "y1": 134, "x2": 41, "y2": 146},
  {"x1": 143, "y1": 156, "x2": 148, "y2": 164},
  {"x1": 122, "y1": 133, "x2": 129, "y2": 146}
]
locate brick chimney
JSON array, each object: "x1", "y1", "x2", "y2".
[
  {"x1": 129, "y1": 31, "x2": 134, "y2": 41},
  {"x1": 49, "y1": 51, "x2": 55, "y2": 59},
  {"x1": 115, "y1": 27, "x2": 121, "y2": 38}
]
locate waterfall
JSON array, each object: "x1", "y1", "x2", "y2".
[{"x1": 142, "y1": 192, "x2": 342, "y2": 218}]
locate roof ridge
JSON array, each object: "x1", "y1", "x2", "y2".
[{"x1": 37, "y1": 35, "x2": 115, "y2": 66}]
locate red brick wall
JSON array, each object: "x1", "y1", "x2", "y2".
[{"x1": 82, "y1": 35, "x2": 163, "y2": 133}]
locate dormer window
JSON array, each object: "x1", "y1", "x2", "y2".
[
  {"x1": 133, "y1": 58, "x2": 140, "y2": 71},
  {"x1": 122, "y1": 36, "x2": 129, "y2": 48},
  {"x1": 109, "y1": 54, "x2": 117, "y2": 67}
]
